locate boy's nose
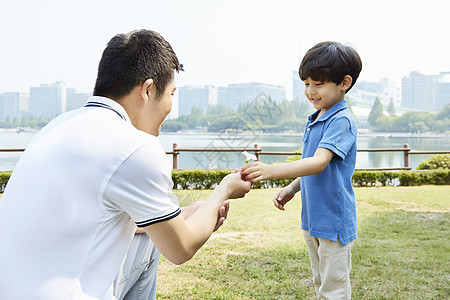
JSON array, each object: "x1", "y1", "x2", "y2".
[{"x1": 306, "y1": 86, "x2": 316, "y2": 95}]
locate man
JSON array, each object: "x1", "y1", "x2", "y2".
[{"x1": 0, "y1": 29, "x2": 251, "y2": 299}]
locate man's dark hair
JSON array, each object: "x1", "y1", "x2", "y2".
[
  {"x1": 299, "y1": 41, "x2": 362, "y2": 93},
  {"x1": 94, "y1": 29, "x2": 183, "y2": 99}
]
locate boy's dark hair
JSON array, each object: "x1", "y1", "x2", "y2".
[
  {"x1": 299, "y1": 41, "x2": 362, "y2": 93},
  {"x1": 94, "y1": 29, "x2": 183, "y2": 100}
]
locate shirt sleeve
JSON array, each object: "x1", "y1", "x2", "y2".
[
  {"x1": 104, "y1": 140, "x2": 180, "y2": 227},
  {"x1": 318, "y1": 116, "x2": 356, "y2": 160}
]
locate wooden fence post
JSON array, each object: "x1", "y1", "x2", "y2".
[
  {"x1": 254, "y1": 144, "x2": 260, "y2": 161},
  {"x1": 173, "y1": 143, "x2": 178, "y2": 170},
  {"x1": 403, "y1": 143, "x2": 410, "y2": 169}
]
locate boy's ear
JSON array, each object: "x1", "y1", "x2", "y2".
[{"x1": 341, "y1": 75, "x2": 353, "y2": 92}]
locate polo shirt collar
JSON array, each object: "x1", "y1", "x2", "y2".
[
  {"x1": 307, "y1": 100, "x2": 348, "y2": 124},
  {"x1": 85, "y1": 96, "x2": 131, "y2": 123}
]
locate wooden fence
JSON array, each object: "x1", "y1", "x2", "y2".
[
  {"x1": 1, "y1": 143, "x2": 449, "y2": 171},
  {"x1": 167, "y1": 143, "x2": 449, "y2": 171}
]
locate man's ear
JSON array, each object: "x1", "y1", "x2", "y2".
[
  {"x1": 341, "y1": 75, "x2": 353, "y2": 92},
  {"x1": 140, "y1": 79, "x2": 154, "y2": 102}
]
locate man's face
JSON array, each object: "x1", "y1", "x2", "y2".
[{"x1": 152, "y1": 81, "x2": 176, "y2": 135}]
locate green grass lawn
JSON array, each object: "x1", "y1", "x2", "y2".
[
  {"x1": 1, "y1": 186, "x2": 448, "y2": 299},
  {"x1": 157, "y1": 186, "x2": 450, "y2": 299}
]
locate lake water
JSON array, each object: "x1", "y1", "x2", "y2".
[{"x1": 0, "y1": 131, "x2": 449, "y2": 171}]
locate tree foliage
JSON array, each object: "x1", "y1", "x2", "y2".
[
  {"x1": 162, "y1": 98, "x2": 313, "y2": 133},
  {"x1": 372, "y1": 104, "x2": 450, "y2": 133},
  {"x1": 0, "y1": 115, "x2": 50, "y2": 129},
  {"x1": 368, "y1": 97, "x2": 384, "y2": 126},
  {"x1": 387, "y1": 98, "x2": 396, "y2": 116}
]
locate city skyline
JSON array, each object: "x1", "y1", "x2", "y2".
[
  {"x1": 1, "y1": 0, "x2": 449, "y2": 96},
  {"x1": 1, "y1": 72, "x2": 448, "y2": 132}
]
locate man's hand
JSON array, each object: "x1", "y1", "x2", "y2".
[
  {"x1": 214, "y1": 200, "x2": 229, "y2": 231},
  {"x1": 181, "y1": 200, "x2": 230, "y2": 231},
  {"x1": 217, "y1": 173, "x2": 252, "y2": 199}
]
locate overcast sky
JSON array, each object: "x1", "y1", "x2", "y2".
[{"x1": 1, "y1": 0, "x2": 449, "y2": 97}]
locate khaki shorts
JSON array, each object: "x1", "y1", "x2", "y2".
[{"x1": 303, "y1": 230, "x2": 353, "y2": 300}]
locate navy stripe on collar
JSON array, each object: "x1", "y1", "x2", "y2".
[{"x1": 85, "y1": 101, "x2": 127, "y2": 121}]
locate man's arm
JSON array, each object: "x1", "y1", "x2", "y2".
[
  {"x1": 134, "y1": 200, "x2": 229, "y2": 234},
  {"x1": 143, "y1": 173, "x2": 251, "y2": 265},
  {"x1": 241, "y1": 147, "x2": 334, "y2": 183}
]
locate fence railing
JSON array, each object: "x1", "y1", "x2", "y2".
[
  {"x1": 1, "y1": 143, "x2": 449, "y2": 171},
  {"x1": 168, "y1": 143, "x2": 450, "y2": 171}
]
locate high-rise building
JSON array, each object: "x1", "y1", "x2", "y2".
[
  {"x1": 29, "y1": 82, "x2": 67, "y2": 119},
  {"x1": 178, "y1": 85, "x2": 217, "y2": 116},
  {"x1": 349, "y1": 78, "x2": 401, "y2": 108},
  {"x1": 401, "y1": 72, "x2": 439, "y2": 112},
  {"x1": 292, "y1": 70, "x2": 304, "y2": 101},
  {"x1": 0, "y1": 92, "x2": 29, "y2": 121},
  {"x1": 218, "y1": 82, "x2": 286, "y2": 111},
  {"x1": 66, "y1": 88, "x2": 90, "y2": 111},
  {"x1": 436, "y1": 72, "x2": 450, "y2": 111}
]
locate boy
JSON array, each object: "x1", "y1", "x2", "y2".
[{"x1": 241, "y1": 41, "x2": 362, "y2": 299}]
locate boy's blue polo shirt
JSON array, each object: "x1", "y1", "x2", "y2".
[{"x1": 300, "y1": 100, "x2": 357, "y2": 246}]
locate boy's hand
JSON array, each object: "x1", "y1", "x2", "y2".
[
  {"x1": 240, "y1": 161, "x2": 272, "y2": 183},
  {"x1": 273, "y1": 186, "x2": 295, "y2": 211}
]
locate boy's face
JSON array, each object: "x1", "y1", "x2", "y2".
[{"x1": 303, "y1": 77, "x2": 346, "y2": 113}]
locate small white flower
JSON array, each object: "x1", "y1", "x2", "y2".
[{"x1": 242, "y1": 151, "x2": 257, "y2": 163}]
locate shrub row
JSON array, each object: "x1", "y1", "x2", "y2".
[
  {"x1": 351, "y1": 170, "x2": 450, "y2": 187},
  {"x1": 174, "y1": 169, "x2": 450, "y2": 188},
  {"x1": 416, "y1": 154, "x2": 450, "y2": 170},
  {"x1": 0, "y1": 171, "x2": 12, "y2": 193},
  {"x1": 1, "y1": 169, "x2": 448, "y2": 193},
  {"x1": 172, "y1": 169, "x2": 296, "y2": 189}
]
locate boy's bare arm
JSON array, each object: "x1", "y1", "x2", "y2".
[{"x1": 241, "y1": 148, "x2": 334, "y2": 182}]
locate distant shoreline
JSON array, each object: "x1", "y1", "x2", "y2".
[
  {"x1": 162, "y1": 130, "x2": 448, "y2": 139},
  {"x1": 0, "y1": 127, "x2": 448, "y2": 139},
  {"x1": 0, "y1": 128, "x2": 38, "y2": 133}
]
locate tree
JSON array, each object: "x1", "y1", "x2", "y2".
[
  {"x1": 373, "y1": 115, "x2": 399, "y2": 132},
  {"x1": 437, "y1": 104, "x2": 450, "y2": 120},
  {"x1": 21, "y1": 115, "x2": 30, "y2": 127},
  {"x1": 346, "y1": 97, "x2": 354, "y2": 114},
  {"x1": 12, "y1": 117, "x2": 20, "y2": 127},
  {"x1": 161, "y1": 120, "x2": 188, "y2": 132},
  {"x1": 387, "y1": 98, "x2": 396, "y2": 116},
  {"x1": 207, "y1": 104, "x2": 235, "y2": 115},
  {"x1": 296, "y1": 100, "x2": 312, "y2": 119},
  {"x1": 190, "y1": 106, "x2": 204, "y2": 116},
  {"x1": 368, "y1": 97, "x2": 384, "y2": 127}
]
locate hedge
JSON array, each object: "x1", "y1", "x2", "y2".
[
  {"x1": 416, "y1": 154, "x2": 450, "y2": 170},
  {"x1": 172, "y1": 169, "x2": 296, "y2": 189},
  {"x1": 351, "y1": 169, "x2": 450, "y2": 187},
  {"x1": 174, "y1": 169, "x2": 450, "y2": 188},
  {"x1": 0, "y1": 171, "x2": 12, "y2": 193},
  {"x1": 1, "y1": 169, "x2": 449, "y2": 193}
]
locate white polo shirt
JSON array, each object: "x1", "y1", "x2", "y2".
[{"x1": 0, "y1": 96, "x2": 180, "y2": 299}]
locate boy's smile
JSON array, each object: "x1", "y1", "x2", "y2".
[{"x1": 303, "y1": 77, "x2": 349, "y2": 114}]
